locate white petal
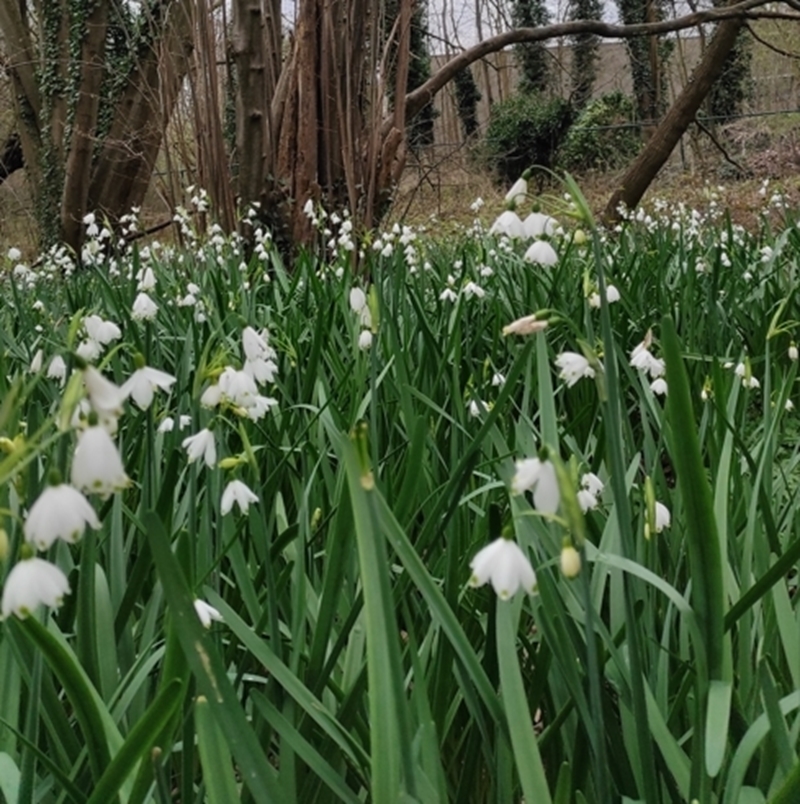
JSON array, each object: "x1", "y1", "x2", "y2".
[
  {"x1": 469, "y1": 538, "x2": 505, "y2": 587},
  {"x1": 194, "y1": 599, "x2": 223, "y2": 628},
  {"x1": 512, "y1": 458, "x2": 541, "y2": 495},
  {"x1": 532, "y1": 461, "x2": 560, "y2": 514}
]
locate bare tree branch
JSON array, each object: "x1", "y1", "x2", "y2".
[
  {"x1": 745, "y1": 22, "x2": 800, "y2": 59},
  {"x1": 403, "y1": 0, "x2": 799, "y2": 120}
]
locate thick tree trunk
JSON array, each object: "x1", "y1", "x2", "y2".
[
  {"x1": 0, "y1": 1, "x2": 41, "y2": 183},
  {"x1": 61, "y1": 1, "x2": 109, "y2": 249},
  {"x1": 602, "y1": 18, "x2": 745, "y2": 223},
  {"x1": 233, "y1": 0, "x2": 269, "y2": 211},
  {"x1": 87, "y1": 0, "x2": 194, "y2": 226}
]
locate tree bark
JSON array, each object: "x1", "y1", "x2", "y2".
[
  {"x1": 602, "y1": 17, "x2": 745, "y2": 223},
  {"x1": 87, "y1": 0, "x2": 195, "y2": 226},
  {"x1": 232, "y1": 0, "x2": 271, "y2": 212},
  {"x1": 61, "y1": 0, "x2": 109, "y2": 249}
]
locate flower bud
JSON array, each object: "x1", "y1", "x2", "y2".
[
  {"x1": 789, "y1": 342, "x2": 798, "y2": 362},
  {"x1": 573, "y1": 229, "x2": 587, "y2": 246},
  {"x1": 560, "y1": 545, "x2": 581, "y2": 579}
]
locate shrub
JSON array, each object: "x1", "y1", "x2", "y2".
[
  {"x1": 558, "y1": 91, "x2": 640, "y2": 172},
  {"x1": 483, "y1": 93, "x2": 574, "y2": 186}
]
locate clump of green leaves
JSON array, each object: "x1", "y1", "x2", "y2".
[
  {"x1": 558, "y1": 91, "x2": 640, "y2": 172},
  {"x1": 483, "y1": 93, "x2": 573, "y2": 185}
]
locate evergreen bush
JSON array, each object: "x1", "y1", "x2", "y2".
[
  {"x1": 483, "y1": 93, "x2": 574, "y2": 185},
  {"x1": 558, "y1": 91, "x2": 640, "y2": 172}
]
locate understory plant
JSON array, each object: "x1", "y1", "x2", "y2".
[{"x1": 0, "y1": 186, "x2": 799, "y2": 802}]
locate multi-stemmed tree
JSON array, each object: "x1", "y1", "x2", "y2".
[{"x1": 0, "y1": 0, "x2": 790, "y2": 251}]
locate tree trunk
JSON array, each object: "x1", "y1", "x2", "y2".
[
  {"x1": 232, "y1": 0, "x2": 271, "y2": 212},
  {"x1": 61, "y1": 0, "x2": 109, "y2": 249},
  {"x1": 87, "y1": 0, "x2": 195, "y2": 228},
  {"x1": 602, "y1": 17, "x2": 745, "y2": 224}
]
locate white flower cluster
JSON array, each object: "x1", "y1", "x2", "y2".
[
  {"x1": 3, "y1": 346, "x2": 178, "y2": 618},
  {"x1": 198, "y1": 326, "x2": 279, "y2": 422},
  {"x1": 349, "y1": 287, "x2": 374, "y2": 350},
  {"x1": 630, "y1": 332, "x2": 667, "y2": 396}
]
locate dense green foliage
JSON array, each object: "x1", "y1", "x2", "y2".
[
  {"x1": 616, "y1": 0, "x2": 670, "y2": 124},
  {"x1": 483, "y1": 93, "x2": 574, "y2": 184},
  {"x1": 453, "y1": 66, "x2": 482, "y2": 139},
  {"x1": 708, "y1": 28, "x2": 753, "y2": 123},
  {"x1": 559, "y1": 91, "x2": 640, "y2": 171},
  {"x1": 512, "y1": 0, "x2": 551, "y2": 94},
  {"x1": 1, "y1": 187, "x2": 800, "y2": 802},
  {"x1": 568, "y1": 0, "x2": 603, "y2": 109}
]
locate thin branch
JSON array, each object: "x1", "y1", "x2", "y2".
[
  {"x1": 694, "y1": 117, "x2": 751, "y2": 177},
  {"x1": 402, "y1": 0, "x2": 799, "y2": 121},
  {"x1": 745, "y1": 22, "x2": 800, "y2": 59}
]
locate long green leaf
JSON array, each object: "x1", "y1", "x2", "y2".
[
  {"x1": 141, "y1": 510, "x2": 282, "y2": 803},
  {"x1": 195, "y1": 694, "x2": 242, "y2": 804},
  {"x1": 14, "y1": 617, "x2": 113, "y2": 788},
  {"x1": 85, "y1": 679, "x2": 182, "y2": 804}
]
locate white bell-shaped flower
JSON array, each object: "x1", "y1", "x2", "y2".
[
  {"x1": 29, "y1": 349, "x2": 43, "y2": 373},
  {"x1": 521, "y1": 212, "x2": 557, "y2": 239},
  {"x1": 2, "y1": 557, "x2": 71, "y2": 619},
  {"x1": 349, "y1": 287, "x2": 367, "y2": 313},
  {"x1": 71, "y1": 426, "x2": 130, "y2": 497},
  {"x1": 220, "y1": 480, "x2": 259, "y2": 515},
  {"x1": 469, "y1": 537, "x2": 537, "y2": 600},
  {"x1": 555, "y1": 352, "x2": 595, "y2": 387},
  {"x1": 194, "y1": 599, "x2": 224, "y2": 628},
  {"x1": 83, "y1": 315, "x2": 121, "y2": 345},
  {"x1": 47, "y1": 355, "x2": 67, "y2": 385},
  {"x1": 83, "y1": 366, "x2": 126, "y2": 417},
  {"x1": 358, "y1": 330, "x2": 373, "y2": 350},
  {"x1": 132, "y1": 292, "x2": 158, "y2": 321},
  {"x1": 243, "y1": 357, "x2": 278, "y2": 385},
  {"x1": 242, "y1": 327, "x2": 270, "y2": 361},
  {"x1": 218, "y1": 367, "x2": 259, "y2": 408},
  {"x1": 489, "y1": 210, "x2": 524, "y2": 239},
  {"x1": 24, "y1": 483, "x2": 100, "y2": 550},
  {"x1": 504, "y1": 177, "x2": 528, "y2": 208},
  {"x1": 523, "y1": 240, "x2": 558, "y2": 267},
  {"x1": 182, "y1": 429, "x2": 217, "y2": 468},
  {"x1": 121, "y1": 366, "x2": 177, "y2": 410},
  {"x1": 511, "y1": 457, "x2": 560, "y2": 514},
  {"x1": 136, "y1": 267, "x2": 157, "y2": 291},
  {"x1": 655, "y1": 502, "x2": 671, "y2": 532}
]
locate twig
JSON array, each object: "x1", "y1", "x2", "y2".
[
  {"x1": 694, "y1": 117, "x2": 751, "y2": 177},
  {"x1": 745, "y1": 22, "x2": 800, "y2": 60}
]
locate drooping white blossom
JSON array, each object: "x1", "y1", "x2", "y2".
[
  {"x1": 2, "y1": 558, "x2": 71, "y2": 619},
  {"x1": 555, "y1": 352, "x2": 595, "y2": 387},
  {"x1": 121, "y1": 366, "x2": 177, "y2": 410},
  {"x1": 220, "y1": 480, "x2": 259, "y2": 515},
  {"x1": 511, "y1": 457, "x2": 560, "y2": 514},
  {"x1": 71, "y1": 426, "x2": 130, "y2": 496},
  {"x1": 469, "y1": 538, "x2": 537, "y2": 600},
  {"x1": 182, "y1": 429, "x2": 217, "y2": 468},
  {"x1": 24, "y1": 484, "x2": 100, "y2": 550},
  {"x1": 194, "y1": 599, "x2": 224, "y2": 628}
]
